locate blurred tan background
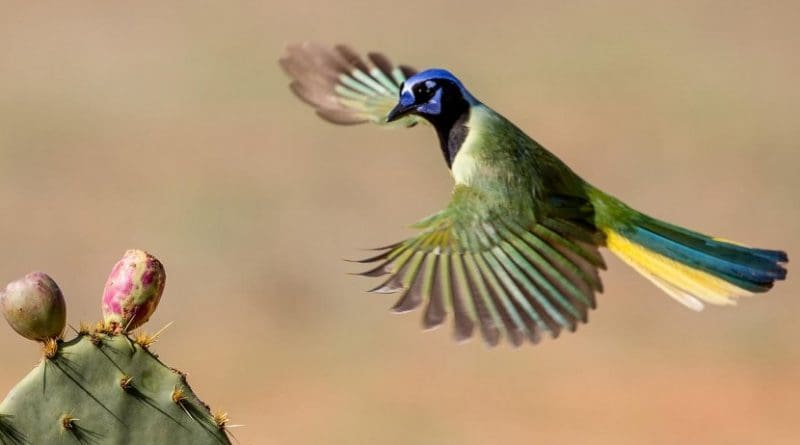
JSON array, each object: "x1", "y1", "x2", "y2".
[{"x1": 1, "y1": 1, "x2": 798, "y2": 444}]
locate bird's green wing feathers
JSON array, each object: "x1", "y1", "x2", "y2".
[
  {"x1": 356, "y1": 201, "x2": 606, "y2": 347},
  {"x1": 280, "y1": 43, "x2": 422, "y2": 127}
]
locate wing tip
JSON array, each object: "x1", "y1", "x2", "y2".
[{"x1": 281, "y1": 42, "x2": 421, "y2": 127}]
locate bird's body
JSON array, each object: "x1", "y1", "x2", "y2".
[{"x1": 281, "y1": 43, "x2": 788, "y2": 346}]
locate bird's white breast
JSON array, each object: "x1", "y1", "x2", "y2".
[{"x1": 450, "y1": 106, "x2": 488, "y2": 185}]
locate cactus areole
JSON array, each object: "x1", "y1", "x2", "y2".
[
  {"x1": 0, "y1": 272, "x2": 66, "y2": 341},
  {"x1": 102, "y1": 249, "x2": 166, "y2": 332}
]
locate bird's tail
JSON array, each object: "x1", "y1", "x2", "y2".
[{"x1": 587, "y1": 187, "x2": 788, "y2": 310}]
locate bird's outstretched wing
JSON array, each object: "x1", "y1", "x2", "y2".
[
  {"x1": 355, "y1": 192, "x2": 607, "y2": 347},
  {"x1": 280, "y1": 43, "x2": 422, "y2": 127}
]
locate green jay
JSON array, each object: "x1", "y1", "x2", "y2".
[{"x1": 280, "y1": 43, "x2": 788, "y2": 346}]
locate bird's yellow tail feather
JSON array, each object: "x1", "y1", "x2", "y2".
[
  {"x1": 588, "y1": 185, "x2": 787, "y2": 310},
  {"x1": 605, "y1": 230, "x2": 754, "y2": 310}
]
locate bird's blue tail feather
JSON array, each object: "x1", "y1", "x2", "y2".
[{"x1": 592, "y1": 190, "x2": 788, "y2": 309}]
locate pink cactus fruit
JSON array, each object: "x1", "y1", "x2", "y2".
[
  {"x1": 102, "y1": 249, "x2": 166, "y2": 332},
  {"x1": 0, "y1": 272, "x2": 67, "y2": 341}
]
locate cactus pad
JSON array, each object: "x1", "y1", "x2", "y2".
[{"x1": 0, "y1": 328, "x2": 232, "y2": 444}]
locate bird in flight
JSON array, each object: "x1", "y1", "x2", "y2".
[{"x1": 280, "y1": 43, "x2": 788, "y2": 346}]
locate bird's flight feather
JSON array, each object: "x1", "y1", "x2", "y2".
[
  {"x1": 280, "y1": 43, "x2": 422, "y2": 127},
  {"x1": 353, "y1": 188, "x2": 605, "y2": 346}
]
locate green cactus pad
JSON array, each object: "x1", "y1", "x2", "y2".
[{"x1": 0, "y1": 331, "x2": 231, "y2": 445}]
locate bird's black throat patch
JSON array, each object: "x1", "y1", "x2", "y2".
[
  {"x1": 440, "y1": 113, "x2": 469, "y2": 168},
  {"x1": 422, "y1": 82, "x2": 471, "y2": 168}
]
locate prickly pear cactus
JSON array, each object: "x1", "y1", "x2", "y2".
[{"x1": 0, "y1": 250, "x2": 233, "y2": 445}]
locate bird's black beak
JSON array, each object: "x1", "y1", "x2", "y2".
[{"x1": 386, "y1": 102, "x2": 416, "y2": 123}]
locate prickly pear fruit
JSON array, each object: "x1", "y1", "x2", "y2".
[
  {"x1": 0, "y1": 272, "x2": 67, "y2": 341},
  {"x1": 102, "y1": 249, "x2": 166, "y2": 332}
]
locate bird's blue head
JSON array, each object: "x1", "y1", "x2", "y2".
[{"x1": 386, "y1": 69, "x2": 478, "y2": 124}]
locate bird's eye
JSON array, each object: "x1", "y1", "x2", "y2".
[{"x1": 413, "y1": 81, "x2": 436, "y2": 100}]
